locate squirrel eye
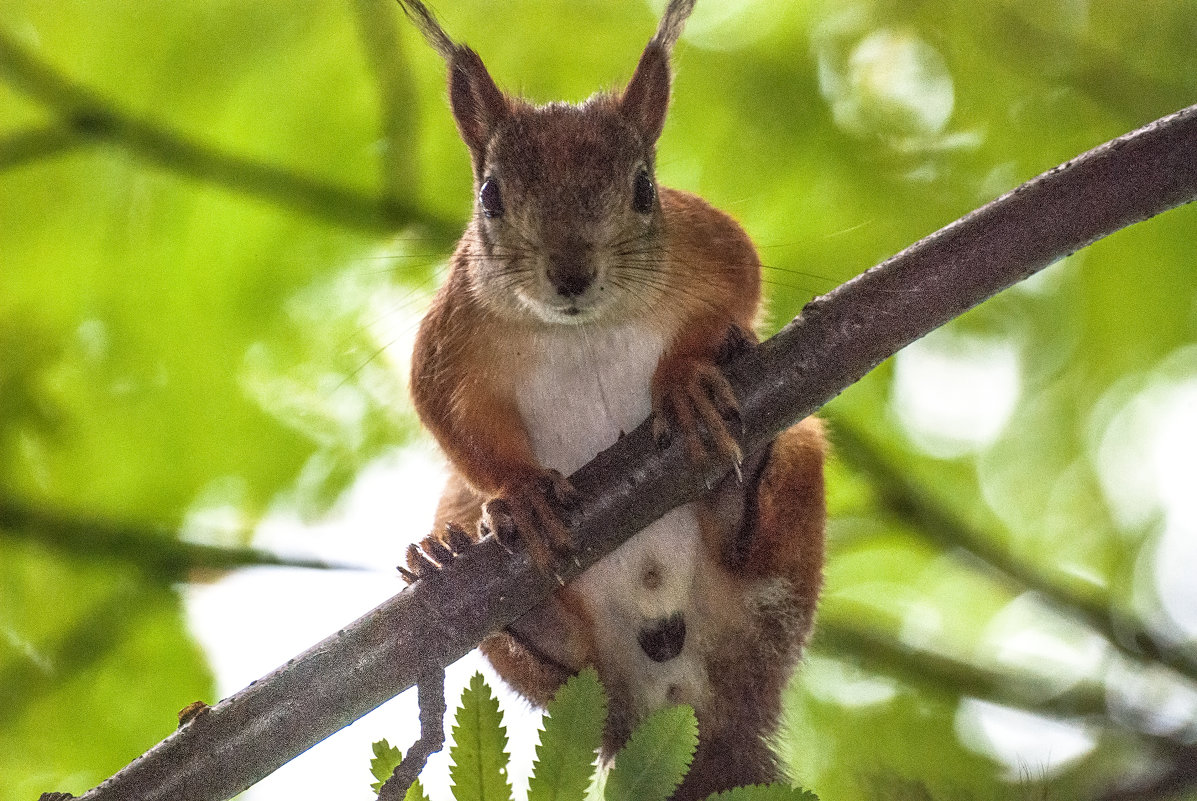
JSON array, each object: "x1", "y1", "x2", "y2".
[
  {"x1": 632, "y1": 169, "x2": 655, "y2": 214},
  {"x1": 479, "y1": 178, "x2": 503, "y2": 218}
]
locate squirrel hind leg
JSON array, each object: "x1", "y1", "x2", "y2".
[
  {"x1": 713, "y1": 417, "x2": 826, "y2": 586},
  {"x1": 752, "y1": 416, "x2": 827, "y2": 590}
]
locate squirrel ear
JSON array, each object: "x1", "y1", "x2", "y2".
[
  {"x1": 448, "y1": 47, "x2": 510, "y2": 160},
  {"x1": 620, "y1": 41, "x2": 671, "y2": 145}
]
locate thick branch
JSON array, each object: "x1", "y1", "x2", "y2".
[
  {"x1": 75, "y1": 106, "x2": 1197, "y2": 801},
  {"x1": 0, "y1": 29, "x2": 456, "y2": 239}
]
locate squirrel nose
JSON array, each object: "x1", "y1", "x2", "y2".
[
  {"x1": 638, "y1": 613, "x2": 686, "y2": 663},
  {"x1": 546, "y1": 251, "x2": 595, "y2": 299}
]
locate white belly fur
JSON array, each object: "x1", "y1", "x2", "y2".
[{"x1": 516, "y1": 322, "x2": 707, "y2": 713}]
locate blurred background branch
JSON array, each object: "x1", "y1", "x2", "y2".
[
  {"x1": 0, "y1": 123, "x2": 82, "y2": 171},
  {"x1": 0, "y1": 496, "x2": 361, "y2": 578},
  {"x1": 828, "y1": 416, "x2": 1197, "y2": 684},
  {"x1": 0, "y1": 26, "x2": 456, "y2": 239}
]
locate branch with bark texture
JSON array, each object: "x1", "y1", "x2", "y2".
[{"x1": 70, "y1": 105, "x2": 1197, "y2": 801}]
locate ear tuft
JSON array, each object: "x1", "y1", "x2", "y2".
[
  {"x1": 619, "y1": 42, "x2": 671, "y2": 145},
  {"x1": 620, "y1": 0, "x2": 696, "y2": 145},
  {"x1": 448, "y1": 47, "x2": 510, "y2": 163},
  {"x1": 654, "y1": 0, "x2": 697, "y2": 52}
]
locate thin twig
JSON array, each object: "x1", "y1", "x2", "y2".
[
  {"x1": 0, "y1": 28, "x2": 456, "y2": 240},
  {"x1": 69, "y1": 104, "x2": 1197, "y2": 801},
  {"x1": 378, "y1": 669, "x2": 446, "y2": 801}
]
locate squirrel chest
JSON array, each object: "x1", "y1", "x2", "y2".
[{"x1": 514, "y1": 322, "x2": 710, "y2": 713}]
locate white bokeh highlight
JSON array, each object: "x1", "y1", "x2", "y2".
[{"x1": 891, "y1": 328, "x2": 1022, "y2": 459}]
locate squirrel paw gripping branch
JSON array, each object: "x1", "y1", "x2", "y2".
[{"x1": 399, "y1": 1, "x2": 827, "y2": 797}]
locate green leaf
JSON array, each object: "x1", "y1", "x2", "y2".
[
  {"x1": 704, "y1": 784, "x2": 819, "y2": 801},
  {"x1": 369, "y1": 739, "x2": 403, "y2": 793},
  {"x1": 528, "y1": 667, "x2": 607, "y2": 801},
  {"x1": 405, "y1": 776, "x2": 433, "y2": 801},
  {"x1": 0, "y1": 550, "x2": 212, "y2": 800},
  {"x1": 367, "y1": 738, "x2": 431, "y2": 801},
  {"x1": 449, "y1": 673, "x2": 513, "y2": 801},
  {"x1": 604, "y1": 704, "x2": 698, "y2": 801}
]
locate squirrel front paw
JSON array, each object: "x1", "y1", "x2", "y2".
[
  {"x1": 399, "y1": 522, "x2": 475, "y2": 584},
  {"x1": 480, "y1": 468, "x2": 579, "y2": 570},
  {"x1": 652, "y1": 357, "x2": 743, "y2": 468}
]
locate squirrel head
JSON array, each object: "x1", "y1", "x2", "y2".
[{"x1": 398, "y1": 0, "x2": 697, "y2": 325}]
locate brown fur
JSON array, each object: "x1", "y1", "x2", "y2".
[
  {"x1": 402, "y1": 1, "x2": 827, "y2": 796},
  {"x1": 422, "y1": 421, "x2": 826, "y2": 798}
]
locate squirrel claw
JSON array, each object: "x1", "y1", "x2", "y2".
[
  {"x1": 544, "y1": 468, "x2": 580, "y2": 507},
  {"x1": 482, "y1": 498, "x2": 520, "y2": 547},
  {"x1": 426, "y1": 537, "x2": 454, "y2": 564},
  {"x1": 715, "y1": 323, "x2": 756, "y2": 366},
  {"x1": 652, "y1": 413, "x2": 673, "y2": 450},
  {"x1": 652, "y1": 359, "x2": 744, "y2": 468},
  {"x1": 402, "y1": 541, "x2": 440, "y2": 584},
  {"x1": 401, "y1": 522, "x2": 480, "y2": 584},
  {"x1": 445, "y1": 522, "x2": 473, "y2": 553},
  {"x1": 480, "y1": 471, "x2": 575, "y2": 571}
]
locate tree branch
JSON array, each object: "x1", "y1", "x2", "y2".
[
  {"x1": 1096, "y1": 741, "x2": 1197, "y2": 801},
  {"x1": 0, "y1": 497, "x2": 362, "y2": 577},
  {"x1": 72, "y1": 105, "x2": 1197, "y2": 801},
  {"x1": 0, "y1": 123, "x2": 82, "y2": 171},
  {"x1": 827, "y1": 417, "x2": 1197, "y2": 684},
  {"x1": 378, "y1": 669, "x2": 446, "y2": 801},
  {"x1": 0, "y1": 28, "x2": 457, "y2": 239},
  {"x1": 813, "y1": 618, "x2": 1108, "y2": 718}
]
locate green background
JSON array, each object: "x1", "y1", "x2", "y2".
[{"x1": 1, "y1": 0, "x2": 1195, "y2": 799}]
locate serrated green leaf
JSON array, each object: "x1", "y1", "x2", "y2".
[
  {"x1": 367, "y1": 738, "x2": 432, "y2": 801},
  {"x1": 449, "y1": 673, "x2": 513, "y2": 801},
  {"x1": 704, "y1": 784, "x2": 818, "y2": 801},
  {"x1": 370, "y1": 739, "x2": 404, "y2": 793},
  {"x1": 528, "y1": 667, "x2": 607, "y2": 801},
  {"x1": 405, "y1": 777, "x2": 433, "y2": 801},
  {"x1": 604, "y1": 704, "x2": 698, "y2": 801}
]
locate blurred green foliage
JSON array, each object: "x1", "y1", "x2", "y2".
[{"x1": 1, "y1": 0, "x2": 1195, "y2": 800}]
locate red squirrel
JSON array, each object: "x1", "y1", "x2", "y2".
[{"x1": 398, "y1": 1, "x2": 826, "y2": 796}]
